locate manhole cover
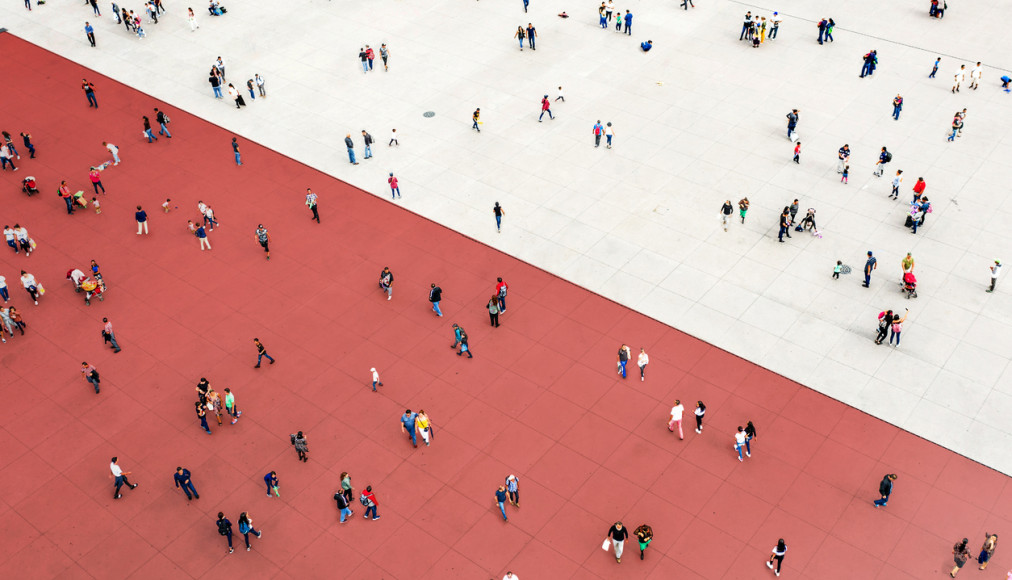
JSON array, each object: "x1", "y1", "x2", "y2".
[
  {"x1": 423, "y1": 111, "x2": 435, "y2": 117},
  {"x1": 840, "y1": 265, "x2": 852, "y2": 275}
]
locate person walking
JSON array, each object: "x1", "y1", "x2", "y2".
[
  {"x1": 734, "y1": 426, "x2": 748, "y2": 461},
  {"x1": 82, "y1": 79, "x2": 98, "y2": 108},
  {"x1": 616, "y1": 344, "x2": 631, "y2": 379},
  {"x1": 637, "y1": 347, "x2": 649, "y2": 381},
  {"x1": 344, "y1": 134, "x2": 358, "y2": 164},
  {"x1": 102, "y1": 317, "x2": 122, "y2": 352},
  {"x1": 891, "y1": 94, "x2": 903, "y2": 120},
  {"x1": 85, "y1": 22, "x2": 97, "y2": 47},
  {"x1": 720, "y1": 200, "x2": 733, "y2": 231},
  {"x1": 505, "y1": 474, "x2": 520, "y2": 508},
  {"x1": 334, "y1": 487, "x2": 354, "y2": 523},
  {"x1": 873, "y1": 146, "x2": 890, "y2": 176},
  {"x1": 694, "y1": 401, "x2": 706, "y2": 433},
  {"x1": 379, "y1": 44, "x2": 389, "y2": 71},
  {"x1": 977, "y1": 533, "x2": 998, "y2": 570},
  {"x1": 196, "y1": 224, "x2": 210, "y2": 250},
  {"x1": 20, "y1": 270, "x2": 41, "y2": 305},
  {"x1": 889, "y1": 309, "x2": 908, "y2": 347},
  {"x1": 135, "y1": 206, "x2": 149, "y2": 235},
  {"x1": 195, "y1": 401, "x2": 212, "y2": 434},
  {"x1": 912, "y1": 177, "x2": 926, "y2": 202},
  {"x1": 109, "y1": 457, "x2": 138, "y2": 498},
  {"x1": 606, "y1": 522, "x2": 629, "y2": 562},
  {"x1": 232, "y1": 137, "x2": 242, "y2": 165},
  {"x1": 457, "y1": 326, "x2": 473, "y2": 358},
  {"x1": 817, "y1": 17, "x2": 827, "y2": 44},
  {"x1": 82, "y1": 361, "x2": 101, "y2": 393},
  {"x1": 496, "y1": 277, "x2": 509, "y2": 312},
  {"x1": 488, "y1": 296, "x2": 500, "y2": 327},
  {"x1": 224, "y1": 387, "x2": 241, "y2": 423},
  {"x1": 264, "y1": 471, "x2": 280, "y2": 497},
  {"x1": 237, "y1": 512, "x2": 263, "y2": 551},
  {"x1": 493, "y1": 202, "x2": 505, "y2": 232},
  {"x1": 514, "y1": 26, "x2": 525, "y2": 50},
  {"x1": 173, "y1": 467, "x2": 199, "y2": 500},
  {"x1": 793, "y1": 141, "x2": 801, "y2": 163},
  {"x1": 253, "y1": 338, "x2": 275, "y2": 367},
  {"x1": 305, "y1": 188, "x2": 320, "y2": 222},
  {"x1": 668, "y1": 399, "x2": 684, "y2": 439},
  {"x1": 416, "y1": 410, "x2": 432, "y2": 446},
  {"x1": 862, "y1": 251, "x2": 877, "y2": 287},
  {"x1": 593, "y1": 120, "x2": 604, "y2": 147},
  {"x1": 142, "y1": 116, "x2": 157, "y2": 143},
  {"x1": 19, "y1": 132, "x2": 35, "y2": 159},
  {"x1": 473, "y1": 109, "x2": 481, "y2": 132},
  {"x1": 370, "y1": 367, "x2": 383, "y2": 392},
  {"x1": 187, "y1": 7, "x2": 199, "y2": 30},
  {"x1": 401, "y1": 410, "x2": 419, "y2": 448},
  {"x1": 767, "y1": 539, "x2": 787, "y2": 576},
  {"x1": 538, "y1": 95, "x2": 553, "y2": 122},
  {"x1": 890, "y1": 170, "x2": 903, "y2": 199},
  {"x1": 0, "y1": 275, "x2": 8, "y2": 303},
  {"x1": 605, "y1": 122, "x2": 615, "y2": 148},
  {"x1": 987, "y1": 259, "x2": 1002, "y2": 292},
  {"x1": 388, "y1": 173, "x2": 400, "y2": 199},
  {"x1": 293, "y1": 431, "x2": 309, "y2": 462},
  {"x1": 951, "y1": 538, "x2": 971, "y2": 577},
  {"x1": 786, "y1": 109, "x2": 798, "y2": 140},
  {"x1": 361, "y1": 130, "x2": 373, "y2": 159},
  {"x1": 526, "y1": 23, "x2": 537, "y2": 49},
  {"x1": 361, "y1": 486, "x2": 379, "y2": 520},
  {"x1": 451, "y1": 323, "x2": 463, "y2": 350},
  {"x1": 209, "y1": 72, "x2": 223, "y2": 99},
  {"x1": 495, "y1": 485, "x2": 509, "y2": 521},
  {"x1": 379, "y1": 267, "x2": 394, "y2": 300},
  {"x1": 634, "y1": 524, "x2": 653, "y2": 560},
  {"x1": 216, "y1": 512, "x2": 234, "y2": 553},
  {"x1": 952, "y1": 64, "x2": 966, "y2": 93},
  {"x1": 88, "y1": 167, "x2": 106, "y2": 195},
  {"x1": 929, "y1": 56, "x2": 941, "y2": 78},
  {"x1": 623, "y1": 10, "x2": 632, "y2": 35},
  {"x1": 429, "y1": 283, "x2": 443, "y2": 316},
  {"x1": 738, "y1": 197, "x2": 750, "y2": 223},
  {"x1": 228, "y1": 84, "x2": 246, "y2": 108},
  {"x1": 873, "y1": 473, "x2": 897, "y2": 507},
  {"x1": 255, "y1": 224, "x2": 271, "y2": 260},
  {"x1": 744, "y1": 420, "x2": 757, "y2": 455},
  {"x1": 340, "y1": 472, "x2": 354, "y2": 503},
  {"x1": 969, "y1": 62, "x2": 983, "y2": 90},
  {"x1": 358, "y1": 47, "x2": 369, "y2": 72}
]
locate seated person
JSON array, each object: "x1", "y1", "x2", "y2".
[
  {"x1": 1002, "y1": 75, "x2": 1011, "y2": 90},
  {"x1": 641, "y1": 40, "x2": 653, "y2": 52}
]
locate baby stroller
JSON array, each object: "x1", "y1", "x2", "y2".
[
  {"x1": 902, "y1": 272, "x2": 917, "y2": 299},
  {"x1": 72, "y1": 190, "x2": 89, "y2": 209},
  {"x1": 22, "y1": 176, "x2": 38, "y2": 196},
  {"x1": 81, "y1": 278, "x2": 105, "y2": 305}
]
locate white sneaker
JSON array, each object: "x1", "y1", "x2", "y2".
[
  {"x1": 746, "y1": 452, "x2": 751, "y2": 457},
  {"x1": 767, "y1": 562, "x2": 773, "y2": 570}
]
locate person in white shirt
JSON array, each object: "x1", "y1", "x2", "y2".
[
  {"x1": 20, "y1": 270, "x2": 39, "y2": 304},
  {"x1": 109, "y1": 456, "x2": 138, "y2": 498},
  {"x1": 0, "y1": 274, "x2": 8, "y2": 302},
  {"x1": 605, "y1": 122, "x2": 615, "y2": 149},
  {"x1": 969, "y1": 61, "x2": 982, "y2": 90},
  {"x1": 952, "y1": 64, "x2": 966, "y2": 93},
  {"x1": 605, "y1": 0, "x2": 614, "y2": 21},
  {"x1": 987, "y1": 259, "x2": 1002, "y2": 293},
  {"x1": 4, "y1": 225, "x2": 17, "y2": 254},
  {"x1": 389, "y1": 128, "x2": 398, "y2": 146},
  {"x1": 555, "y1": 86, "x2": 565, "y2": 102},
  {"x1": 255, "y1": 73, "x2": 266, "y2": 97},
  {"x1": 370, "y1": 367, "x2": 383, "y2": 392},
  {"x1": 734, "y1": 426, "x2": 748, "y2": 461},
  {"x1": 104, "y1": 141, "x2": 120, "y2": 165},
  {"x1": 637, "y1": 347, "x2": 649, "y2": 381},
  {"x1": 14, "y1": 225, "x2": 31, "y2": 255},
  {"x1": 503, "y1": 572, "x2": 518, "y2": 580},
  {"x1": 668, "y1": 400, "x2": 684, "y2": 439},
  {"x1": 890, "y1": 170, "x2": 903, "y2": 200}
]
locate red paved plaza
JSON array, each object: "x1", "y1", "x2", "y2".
[{"x1": 0, "y1": 35, "x2": 1009, "y2": 580}]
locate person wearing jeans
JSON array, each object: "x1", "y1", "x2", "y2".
[
  {"x1": 142, "y1": 116, "x2": 157, "y2": 143},
  {"x1": 401, "y1": 410, "x2": 418, "y2": 447},
  {"x1": 889, "y1": 310, "x2": 907, "y2": 346},
  {"x1": 103, "y1": 317, "x2": 121, "y2": 352},
  {"x1": 335, "y1": 491, "x2": 353, "y2": 522},
  {"x1": 429, "y1": 283, "x2": 443, "y2": 316},
  {"x1": 873, "y1": 474, "x2": 897, "y2": 507},
  {"x1": 495, "y1": 486, "x2": 508, "y2": 521},
  {"x1": 344, "y1": 134, "x2": 358, "y2": 164},
  {"x1": 253, "y1": 338, "x2": 274, "y2": 367},
  {"x1": 237, "y1": 513, "x2": 262, "y2": 550},
  {"x1": 362, "y1": 486, "x2": 379, "y2": 520}
]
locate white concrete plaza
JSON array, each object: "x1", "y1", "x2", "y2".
[{"x1": 5, "y1": 0, "x2": 1012, "y2": 472}]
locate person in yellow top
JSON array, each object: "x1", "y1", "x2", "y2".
[{"x1": 416, "y1": 410, "x2": 432, "y2": 446}]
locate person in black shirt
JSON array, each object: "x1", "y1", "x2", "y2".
[
  {"x1": 154, "y1": 107, "x2": 171, "y2": 138},
  {"x1": 607, "y1": 522, "x2": 629, "y2": 562},
  {"x1": 744, "y1": 421, "x2": 757, "y2": 457},
  {"x1": 720, "y1": 200, "x2": 733, "y2": 231},
  {"x1": 196, "y1": 377, "x2": 210, "y2": 403},
  {"x1": 873, "y1": 473, "x2": 897, "y2": 507},
  {"x1": 216, "y1": 512, "x2": 234, "y2": 553},
  {"x1": 379, "y1": 267, "x2": 393, "y2": 300},
  {"x1": 778, "y1": 210, "x2": 790, "y2": 243},
  {"x1": 493, "y1": 202, "x2": 505, "y2": 232},
  {"x1": 429, "y1": 283, "x2": 443, "y2": 317},
  {"x1": 253, "y1": 338, "x2": 275, "y2": 367}
]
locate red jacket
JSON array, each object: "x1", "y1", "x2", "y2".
[
  {"x1": 913, "y1": 180, "x2": 926, "y2": 194},
  {"x1": 541, "y1": 98, "x2": 550, "y2": 111}
]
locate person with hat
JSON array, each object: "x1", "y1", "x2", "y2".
[{"x1": 987, "y1": 259, "x2": 1002, "y2": 292}]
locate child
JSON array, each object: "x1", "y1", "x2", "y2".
[
  {"x1": 793, "y1": 141, "x2": 800, "y2": 163},
  {"x1": 752, "y1": 32, "x2": 760, "y2": 48},
  {"x1": 187, "y1": 220, "x2": 198, "y2": 236},
  {"x1": 833, "y1": 261, "x2": 842, "y2": 279},
  {"x1": 162, "y1": 198, "x2": 172, "y2": 213},
  {"x1": 841, "y1": 165, "x2": 849, "y2": 184},
  {"x1": 891, "y1": 170, "x2": 903, "y2": 199},
  {"x1": 93, "y1": 197, "x2": 101, "y2": 214},
  {"x1": 555, "y1": 86, "x2": 565, "y2": 102}
]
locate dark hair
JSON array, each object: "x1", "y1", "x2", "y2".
[
  {"x1": 217, "y1": 511, "x2": 224, "y2": 519},
  {"x1": 366, "y1": 485, "x2": 372, "y2": 492},
  {"x1": 777, "y1": 538, "x2": 786, "y2": 550},
  {"x1": 296, "y1": 431, "x2": 303, "y2": 438},
  {"x1": 111, "y1": 456, "x2": 118, "y2": 462}
]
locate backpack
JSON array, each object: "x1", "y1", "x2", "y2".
[
  {"x1": 290, "y1": 433, "x2": 296, "y2": 445},
  {"x1": 359, "y1": 492, "x2": 370, "y2": 506},
  {"x1": 884, "y1": 151, "x2": 892, "y2": 162},
  {"x1": 217, "y1": 519, "x2": 229, "y2": 536},
  {"x1": 459, "y1": 330, "x2": 468, "y2": 342},
  {"x1": 238, "y1": 521, "x2": 249, "y2": 534}
]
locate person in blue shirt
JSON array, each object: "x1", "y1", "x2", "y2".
[
  {"x1": 174, "y1": 467, "x2": 199, "y2": 500},
  {"x1": 135, "y1": 205, "x2": 148, "y2": 234},
  {"x1": 264, "y1": 471, "x2": 279, "y2": 497},
  {"x1": 401, "y1": 410, "x2": 419, "y2": 448},
  {"x1": 85, "y1": 22, "x2": 96, "y2": 47},
  {"x1": 495, "y1": 485, "x2": 509, "y2": 521},
  {"x1": 640, "y1": 40, "x2": 652, "y2": 51},
  {"x1": 623, "y1": 10, "x2": 632, "y2": 35}
]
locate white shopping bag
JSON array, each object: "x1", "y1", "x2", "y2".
[{"x1": 602, "y1": 539, "x2": 611, "y2": 551}]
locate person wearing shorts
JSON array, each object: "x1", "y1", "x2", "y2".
[{"x1": 255, "y1": 225, "x2": 270, "y2": 260}]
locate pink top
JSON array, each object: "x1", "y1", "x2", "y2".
[
  {"x1": 89, "y1": 170, "x2": 101, "y2": 183},
  {"x1": 388, "y1": 176, "x2": 398, "y2": 188}
]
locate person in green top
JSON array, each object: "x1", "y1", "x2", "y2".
[
  {"x1": 833, "y1": 261, "x2": 842, "y2": 280},
  {"x1": 224, "y1": 387, "x2": 242, "y2": 424},
  {"x1": 340, "y1": 472, "x2": 353, "y2": 503}
]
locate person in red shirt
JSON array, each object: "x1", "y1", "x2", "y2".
[
  {"x1": 912, "y1": 177, "x2": 926, "y2": 202},
  {"x1": 793, "y1": 141, "x2": 801, "y2": 164},
  {"x1": 388, "y1": 173, "x2": 400, "y2": 199},
  {"x1": 362, "y1": 486, "x2": 379, "y2": 520},
  {"x1": 539, "y1": 95, "x2": 554, "y2": 122},
  {"x1": 495, "y1": 277, "x2": 509, "y2": 312},
  {"x1": 59, "y1": 180, "x2": 75, "y2": 214},
  {"x1": 365, "y1": 46, "x2": 375, "y2": 71}
]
